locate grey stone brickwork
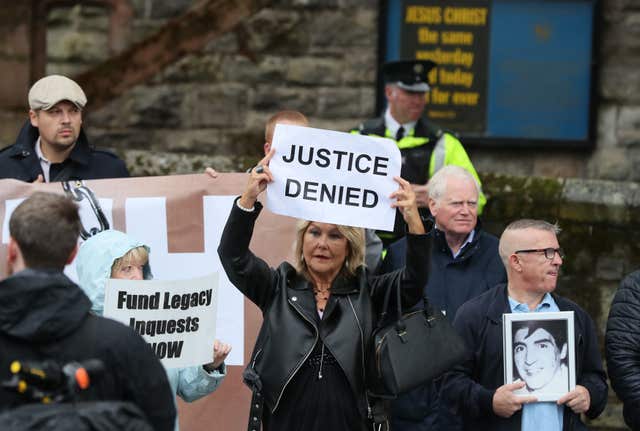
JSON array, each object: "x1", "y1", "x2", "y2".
[
  {"x1": 0, "y1": 2, "x2": 638, "y2": 428},
  {"x1": 2, "y1": 1, "x2": 637, "y2": 183}
]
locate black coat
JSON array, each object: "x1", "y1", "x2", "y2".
[
  {"x1": 380, "y1": 223, "x2": 506, "y2": 430},
  {"x1": 443, "y1": 284, "x2": 607, "y2": 431},
  {"x1": 606, "y1": 270, "x2": 640, "y2": 430},
  {"x1": 381, "y1": 223, "x2": 506, "y2": 320},
  {"x1": 0, "y1": 269, "x2": 176, "y2": 431},
  {"x1": 0, "y1": 121, "x2": 129, "y2": 182},
  {"x1": 217, "y1": 200, "x2": 430, "y2": 420}
]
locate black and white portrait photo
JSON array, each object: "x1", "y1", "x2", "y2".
[{"x1": 503, "y1": 312, "x2": 575, "y2": 401}]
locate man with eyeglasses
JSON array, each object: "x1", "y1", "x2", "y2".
[{"x1": 443, "y1": 219, "x2": 607, "y2": 431}]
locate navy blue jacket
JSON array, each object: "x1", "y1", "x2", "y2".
[
  {"x1": 443, "y1": 284, "x2": 607, "y2": 431},
  {"x1": 0, "y1": 120, "x2": 129, "y2": 182},
  {"x1": 606, "y1": 270, "x2": 640, "y2": 430},
  {"x1": 380, "y1": 224, "x2": 506, "y2": 430},
  {"x1": 381, "y1": 224, "x2": 506, "y2": 321}
]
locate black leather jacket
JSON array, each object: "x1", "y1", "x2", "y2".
[{"x1": 217, "y1": 199, "x2": 431, "y2": 418}]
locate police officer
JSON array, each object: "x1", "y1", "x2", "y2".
[
  {"x1": 0, "y1": 74, "x2": 129, "y2": 182},
  {"x1": 353, "y1": 60, "x2": 484, "y2": 245}
]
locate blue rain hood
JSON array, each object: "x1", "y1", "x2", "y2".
[{"x1": 76, "y1": 229, "x2": 152, "y2": 315}]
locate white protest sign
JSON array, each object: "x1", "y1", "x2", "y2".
[
  {"x1": 267, "y1": 125, "x2": 401, "y2": 231},
  {"x1": 104, "y1": 274, "x2": 218, "y2": 369}
]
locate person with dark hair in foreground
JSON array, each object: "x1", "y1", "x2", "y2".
[{"x1": 0, "y1": 192, "x2": 175, "y2": 431}]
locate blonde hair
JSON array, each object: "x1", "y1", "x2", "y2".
[
  {"x1": 294, "y1": 220, "x2": 365, "y2": 279},
  {"x1": 110, "y1": 246, "x2": 149, "y2": 278}
]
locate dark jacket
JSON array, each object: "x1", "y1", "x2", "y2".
[
  {"x1": 381, "y1": 223, "x2": 506, "y2": 320},
  {"x1": 0, "y1": 120, "x2": 129, "y2": 182},
  {"x1": 380, "y1": 223, "x2": 506, "y2": 430},
  {"x1": 0, "y1": 269, "x2": 176, "y2": 431},
  {"x1": 606, "y1": 270, "x2": 640, "y2": 430},
  {"x1": 217, "y1": 200, "x2": 430, "y2": 421},
  {"x1": 443, "y1": 284, "x2": 608, "y2": 431}
]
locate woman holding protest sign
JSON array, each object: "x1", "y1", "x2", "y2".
[
  {"x1": 75, "y1": 229, "x2": 231, "y2": 431},
  {"x1": 217, "y1": 150, "x2": 431, "y2": 431}
]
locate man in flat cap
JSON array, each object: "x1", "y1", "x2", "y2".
[
  {"x1": 0, "y1": 74, "x2": 129, "y2": 182},
  {"x1": 352, "y1": 60, "x2": 484, "y2": 246}
]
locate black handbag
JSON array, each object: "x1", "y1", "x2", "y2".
[{"x1": 369, "y1": 279, "x2": 467, "y2": 398}]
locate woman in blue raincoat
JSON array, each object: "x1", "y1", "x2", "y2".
[{"x1": 75, "y1": 229, "x2": 230, "y2": 430}]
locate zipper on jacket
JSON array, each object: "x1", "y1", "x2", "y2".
[
  {"x1": 318, "y1": 343, "x2": 325, "y2": 379},
  {"x1": 348, "y1": 296, "x2": 372, "y2": 419},
  {"x1": 272, "y1": 298, "x2": 319, "y2": 412},
  {"x1": 251, "y1": 348, "x2": 263, "y2": 369}
]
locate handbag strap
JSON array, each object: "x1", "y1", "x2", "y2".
[
  {"x1": 377, "y1": 275, "x2": 433, "y2": 332},
  {"x1": 378, "y1": 221, "x2": 435, "y2": 329},
  {"x1": 376, "y1": 276, "x2": 408, "y2": 333}
]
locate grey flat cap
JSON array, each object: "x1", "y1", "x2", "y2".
[{"x1": 28, "y1": 75, "x2": 87, "y2": 111}]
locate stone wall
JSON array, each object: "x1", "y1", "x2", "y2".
[
  {"x1": 0, "y1": 1, "x2": 639, "y2": 428},
  {"x1": 2, "y1": 1, "x2": 638, "y2": 179},
  {"x1": 81, "y1": 0, "x2": 379, "y2": 173}
]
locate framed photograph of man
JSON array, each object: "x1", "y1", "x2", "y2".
[{"x1": 503, "y1": 311, "x2": 576, "y2": 402}]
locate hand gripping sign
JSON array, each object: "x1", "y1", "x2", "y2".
[
  {"x1": 267, "y1": 125, "x2": 401, "y2": 231},
  {"x1": 104, "y1": 274, "x2": 219, "y2": 369}
]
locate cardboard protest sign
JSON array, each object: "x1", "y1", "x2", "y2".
[
  {"x1": 0, "y1": 174, "x2": 297, "y2": 431},
  {"x1": 267, "y1": 124, "x2": 401, "y2": 230},
  {"x1": 104, "y1": 274, "x2": 219, "y2": 369}
]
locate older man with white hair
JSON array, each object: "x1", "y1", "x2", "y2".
[
  {"x1": 380, "y1": 165, "x2": 505, "y2": 430},
  {"x1": 443, "y1": 219, "x2": 607, "y2": 431},
  {"x1": 382, "y1": 165, "x2": 504, "y2": 317}
]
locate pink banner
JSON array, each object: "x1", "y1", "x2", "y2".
[{"x1": 0, "y1": 174, "x2": 297, "y2": 430}]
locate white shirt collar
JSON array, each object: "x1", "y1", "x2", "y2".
[
  {"x1": 34, "y1": 138, "x2": 51, "y2": 183},
  {"x1": 384, "y1": 108, "x2": 417, "y2": 139}
]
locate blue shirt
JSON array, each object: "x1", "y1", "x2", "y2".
[
  {"x1": 452, "y1": 229, "x2": 475, "y2": 259},
  {"x1": 508, "y1": 293, "x2": 564, "y2": 431},
  {"x1": 432, "y1": 225, "x2": 476, "y2": 259}
]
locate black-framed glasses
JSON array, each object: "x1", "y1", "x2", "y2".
[{"x1": 514, "y1": 248, "x2": 565, "y2": 260}]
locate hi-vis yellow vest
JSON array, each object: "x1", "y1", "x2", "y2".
[{"x1": 352, "y1": 118, "x2": 487, "y2": 213}]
